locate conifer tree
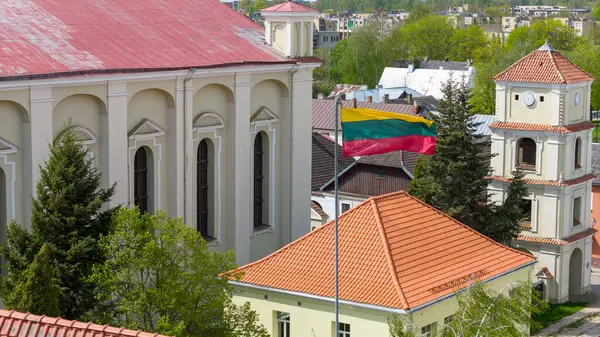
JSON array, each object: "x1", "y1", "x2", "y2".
[
  {"x1": 0, "y1": 124, "x2": 115, "y2": 319},
  {"x1": 408, "y1": 78, "x2": 527, "y2": 244},
  {"x1": 5, "y1": 244, "x2": 61, "y2": 317}
]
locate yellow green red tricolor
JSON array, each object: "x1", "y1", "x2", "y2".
[{"x1": 341, "y1": 108, "x2": 437, "y2": 157}]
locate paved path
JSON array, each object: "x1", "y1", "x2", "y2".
[{"x1": 535, "y1": 272, "x2": 600, "y2": 336}]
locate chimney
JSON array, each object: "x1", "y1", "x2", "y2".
[
  {"x1": 317, "y1": 93, "x2": 324, "y2": 99},
  {"x1": 352, "y1": 98, "x2": 357, "y2": 108},
  {"x1": 367, "y1": 96, "x2": 373, "y2": 103},
  {"x1": 407, "y1": 93, "x2": 413, "y2": 105},
  {"x1": 341, "y1": 94, "x2": 346, "y2": 100},
  {"x1": 408, "y1": 63, "x2": 414, "y2": 73},
  {"x1": 383, "y1": 94, "x2": 389, "y2": 102}
]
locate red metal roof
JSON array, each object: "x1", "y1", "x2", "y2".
[
  {"x1": 494, "y1": 44, "x2": 593, "y2": 84},
  {"x1": 0, "y1": 0, "x2": 292, "y2": 79},
  {"x1": 0, "y1": 310, "x2": 170, "y2": 337},
  {"x1": 262, "y1": 1, "x2": 318, "y2": 12}
]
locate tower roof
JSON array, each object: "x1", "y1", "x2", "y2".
[
  {"x1": 262, "y1": 1, "x2": 319, "y2": 12},
  {"x1": 228, "y1": 191, "x2": 535, "y2": 310},
  {"x1": 494, "y1": 42, "x2": 593, "y2": 84}
]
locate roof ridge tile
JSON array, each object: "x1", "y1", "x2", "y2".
[{"x1": 369, "y1": 198, "x2": 409, "y2": 309}]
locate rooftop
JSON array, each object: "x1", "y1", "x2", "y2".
[
  {"x1": 229, "y1": 191, "x2": 535, "y2": 311},
  {"x1": 0, "y1": 0, "x2": 295, "y2": 80},
  {"x1": 493, "y1": 42, "x2": 594, "y2": 84},
  {"x1": 311, "y1": 133, "x2": 355, "y2": 190},
  {"x1": 0, "y1": 310, "x2": 170, "y2": 337},
  {"x1": 378, "y1": 66, "x2": 475, "y2": 100},
  {"x1": 262, "y1": 1, "x2": 318, "y2": 12}
]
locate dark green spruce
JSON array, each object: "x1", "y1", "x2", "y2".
[
  {"x1": 0, "y1": 124, "x2": 116, "y2": 319},
  {"x1": 408, "y1": 78, "x2": 527, "y2": 245}
]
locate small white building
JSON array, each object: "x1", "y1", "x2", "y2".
[{"x1": 489, "y1": 41, "x2": 596, "y2": 302}]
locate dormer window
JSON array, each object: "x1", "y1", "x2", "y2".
[{"x1": 517, "y1": 138, "x2": 536, "y2": 171}]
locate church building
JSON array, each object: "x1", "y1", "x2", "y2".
[
  {"x1": 488, "y1": 41, "x2": 596, "y2": 302},
  {"x1": 0, "y1": 0, "x2": 319, "y2": 265}
]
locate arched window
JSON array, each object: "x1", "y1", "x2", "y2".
[
  {"x1": 134, "y1": 147, "x2": 149, "y2": 213},
  {"x1": 197, "y1": 139, "x2": 210, "y2": 238},
  {"x1": 253, "y1": 132, "x2": 269, "y2": 229},
  {"x1": 517, "y1": 138, "x2": 537, "y2": 170},
  {"x1": 575, "y1": 137, "x2": 582, "y2": 169}
]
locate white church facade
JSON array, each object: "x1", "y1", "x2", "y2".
[
  {"x1": 488, "y1": 42, "x2": 596, "y2": 302},
  {"x1": 0, "y1": 0, "x2": 319, "y2": 265}
]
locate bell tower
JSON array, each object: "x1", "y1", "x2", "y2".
[
  {"x1": 261, "y1": 1, "x2": 318, "y2": 58},
  {"x1": 488, "y1": 40, "x2": 595, "y2": 303}
]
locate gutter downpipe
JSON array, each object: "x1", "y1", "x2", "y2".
[
  {"x1": 184, "y1": 68, "x2": 196, "y2": 222},
  {"x1": 289, "y1": 63, "x2": 300, "y2": 243}
]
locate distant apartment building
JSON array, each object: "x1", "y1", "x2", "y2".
[
  {"x1": 501, "y1": 15, "x2": 532, "y2": 33},
  {"x1": 314, "y1": 31, "x2": 342, "y2": 49},
  {"x1": 446, "y1": 12, "x2": 485, "y2": 29},
  {"x1": 512, "y1": 5, "x2": 591, "y2": 18},
  {"x1": 554, "y1": 17, "x2": 595, "y2": 37}
]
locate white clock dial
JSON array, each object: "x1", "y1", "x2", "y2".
[
  {"x1": 522, "y1": 91, "x2": 536, "y2": 107},
  {"x1": 575, "y1": 91, "x2": 581, "y2": 105}
]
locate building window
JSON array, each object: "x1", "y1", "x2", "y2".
[
  {"x1": 540, "y1": 95, "x2": 544, "y2": 102},
  {"x1": 337, "y1": 322, "x2": 350, "y2": 337},
  {"x1": 517, "y1": 138, "x2": 536, "y2": 170},
  {"x1": 342, "y1": 203, "x2": 351, "y2": 213},
  {"x1": 276, "y1": 312, "x2": 290, "y2": 337},
  {"x1": 421, "y1": 323, "x2": 435, "y2": 337},
  {"x1": 197, "y1": 139, "x2": 213, "y2": 238},
  {"x1": 515, "y1": 94, "x2": 519, "y2": 101},
  {"x1": 444, "y1": 315, "x2": 454, "y2": 326},
  {"x1": 573, "y1": 196, "x2": 582, "y2": 227},
  {"x1": 575, "y1": 137, "x2": 582, "y2": 169},
  {"x1": 254, "y1": 132, "x2": 269, "y2": 229},
  {"x1": 134, "y1": 147, "x2": 150, "y2": 213},
  {"x1": 377, "y1": 169, "x2": 385, "y2": 179}
]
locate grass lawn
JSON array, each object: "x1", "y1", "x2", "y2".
[{"x1": 532, "y1": 302, "x2": 587, "y2": 332}]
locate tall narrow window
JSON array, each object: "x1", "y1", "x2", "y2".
[
  {"x1": 276, "y1": 312, "x2": 290, "y2": 337},
  {"x1": 197, "y1": 139, "x2": 209, "y2": 237},
  {"x1": 134, "y1": 147, "x2": 149, "y2": 213},
  {"x1": 254, "y1": 133, "x2": 265, "y2": 229},
  {"x1": 575, "y1": 137, "x2": 582, "y2": 169},
  {"x1": 573, "y1": 196, "x2": 582, "y2": 227},
  {"x1": 517, "y1": 138, "x2": 537, "y2": 170}
]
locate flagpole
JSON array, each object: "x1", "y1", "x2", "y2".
[{"x1": 334, "y1": 96, "x2": 340, "y2": 335}]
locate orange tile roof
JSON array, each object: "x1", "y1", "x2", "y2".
[
  {"x1": 517, "y1": 227, "x2": 597, "y2": 245},
  {"x1": 488, "y1": 121, "x2": 595, "y2": 134},
  {"x1": 229, "y1": 191, "x2": 535, "y2": 311},
  {"x1": 487, "y1": 173, "x2": 596, "y2": 187},
  {"x1": 0, "y1": 310, "x2": 169, "y2": 337},
  {"x1": 536, "y1": 267, "x2": 554, "y2": 279},
  {"x1": 493, "y1": 47, "x2": 593, "y2": 84}
]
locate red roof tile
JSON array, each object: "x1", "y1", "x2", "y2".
[
  {"x1": 229, "y1": 191, "x2": 535, "y2": 310},
  {"x1": 494, "y1": 46, "x2": 593, "y2": 84},
  {"x1": 0, "y1": 0, "x2": 296, "y2": 79},
  {"x1": 262, "y1": 1, "x2": 318, "y2": 12},
  {"x1": 517, "y1": 227, "x2": 597, "y2": 245},
  {"x1": 488, "y1": 121, "x2": 595, "y2": 133},
  {"x1": 487, "y1": 173, "x2": 596, "y2": 187},
  {"x1": 0, "y1": 310, "x2": 170, "y2": 337}
]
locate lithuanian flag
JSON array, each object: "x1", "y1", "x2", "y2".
[{"x1": 341, "y1": 108, "x2": 436, "y2": 157}]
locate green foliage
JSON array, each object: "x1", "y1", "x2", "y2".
[
  {"x1": 408, "y1": 78, "x2": 528, "y2": 245},
  {"x1": 401, "y1": 15, "x2": 455, "y2": 60},
  {"x1": 531, "y1": 302, "x2": 587, "y2": 332},
  {"x1": 591, "y1": 5, "x2": 600, "y2": 21},
  {"x1": 89, "y1": 207, "x2": 267, "y2": 337},
  {"x1": 565, "y1": 40, "x2": 600, "y2": 110},
  {"x1": 253, "y1": 0, "x2": 266, "y2": 12},
  {"x1": 506, "y1": 19, "x2": 579, "y2": 52},
  {"x1": 5, "y1": 244, "x2": 61, "y2": 317},
  {"x1": 448, "y1": 25, "x2": 489, "y2": 62},
  {"x1": 0, "y1": 124, "x2": 115, "y2": 319},
  {"x1": 389, "y1": 282, "x2": 549, "y2": 337}
]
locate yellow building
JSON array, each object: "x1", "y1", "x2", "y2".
[
  {"x1": 489, "y1": 41, "x2": 595, "y2": 302},
  {"x1": 229, "y1": 191, "x2": 535, "y2": 336}
]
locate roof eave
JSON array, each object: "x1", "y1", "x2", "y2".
[{"x1": 229, "y1": 280, "x2": 407, "y2": 314}]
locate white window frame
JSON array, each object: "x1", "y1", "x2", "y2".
[
  {"x1": 421, "y1": 323, "x2": 435, "y2": 337},
  {"x1": 337, "y1": 322, "x2": 351, "y2": 337},
  {"x1": 521, "y1": 192, "x2": 538, "y2": 232},
  {"x1": 510, "y1": 133, "x2": 543, "y2": 175},
  {"x1": 572, "y1": 190, "x2": 584, "y2": 229},
  {"x1": 192, "y1": 112, "x2": 225, "y2": 247},
  {"x1": 276, "y1": 311, "x2": 290, "y2": 337}
]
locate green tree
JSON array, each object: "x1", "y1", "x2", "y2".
[
  {"x1": 448, "y1": 25, "x2": 489, "y2": 62},
  {"x1": 566, "y1": 40, "x2": 600, "y2": 110},
  {"x1": 401, "y1": 15, "x2": 455, "y2": 60},
  {"x1": 408, "y1": 78, "x2": 528, "y2": 244},
  {"x1": 505, "y1": 19, "x2": 580, "y2": 53},
  {"x1": 4, "y1": 244, "x2": 61, "y2": 317},
  {"x1": 253, "y1": 0, "x2": 267, "y2": 12},
  {"x1": 0, "y1": 124, "x2": 115, "y2": 319},
  {"x1": 591, "y1": 5, "x2": 600, "y2": 21},
  {"x1": 89, "y1": 208, "x2": 268, "y2": 337},
  {"x1": 329, "y1": 38, "x2": 349, "y2": 84},
  {"x1": 389, "y1": 282, "x2": 549, "y2": 337}
]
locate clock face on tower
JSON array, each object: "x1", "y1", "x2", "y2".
[
  {"x1": 575, "y1": 91, "x2": 581, "y2": 105},
  {"x1": 522, "y1": 91, "x2": 536, "y2": 107}
]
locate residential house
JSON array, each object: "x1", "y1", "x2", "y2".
[
  {"x1": 314, "y1": 31, "x2": 342, "y2": 49},
  {"x1": 326, "y1": 84, "x2": 369, "y2": 99},
  {"x1": 501, "y1": 16, "x2": 532, "y2": 33},
  {"x1": 0, "y1": 310, "x2": 171, "y2": 337},
  {"x1": 0, "y1": 0, "x2": 320, "y2": 266},
  {"x1": 554, "y1": 17, "x2": 596, "y2": 37},
  {"x1": 489, "y1": 41, "x2": 595, "y2": 302},
  {"x1": 378, "y1": 63, "x2": 476, "y2": 100},
  {"x1": 512, "y1": 5, "x2": 590, "y2": 18},
  {"x1": 230, "y1": 191, "x2": 536, "y2": 336}
]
